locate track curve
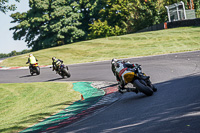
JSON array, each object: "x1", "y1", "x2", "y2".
[
  {"x1": 59, "y1": 51, "x2": 200, "y2": 133},
  {"x1": 1, "y1": 51, "x2": 200, "y2": 133}
]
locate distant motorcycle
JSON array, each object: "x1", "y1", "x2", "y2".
[
  {"x1": 53, "y1": 63, "x2": 71, "y2": 78},
  {"x1": 118, "y1": 64, "x2": 156, "y2": 96},
  {"x1": 29, "y1": 63, "x2": 40, "y2": 75}
]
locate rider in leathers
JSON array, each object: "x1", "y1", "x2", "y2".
[
  {"x1": 52, "y1": 57, "x2": 63, "y2": 73},
  {"x1": 26, "y1": 54, "x2": 38, "y2": 69},
  {"x1": 111, "y1": 58, "x2": 157, "y2": 93}
]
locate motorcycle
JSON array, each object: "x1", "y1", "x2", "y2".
[
  {"x1": 119, "y1": 64, "x2": 156, "y2": 96},
  {"x1": 29, "y1": 63, "x2": 40, "y2": 75},
  {"x1": 53, "y1": 64, "x2": 71, "y2": 78}
]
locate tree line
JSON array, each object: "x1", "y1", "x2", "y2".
[
  {"x1": 1, "y1": 0, "x2": 200, "y2": 52},
  {"x1": 0, "y1": 49, "x2": 31, "y2": 59}
]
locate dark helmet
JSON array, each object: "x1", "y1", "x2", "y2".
[{"x1": 52, "y1": 57, "x2": 56, "y2": 61}]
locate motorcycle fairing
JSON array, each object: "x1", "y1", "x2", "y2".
[{"x1": 124, "y1": 72, "x2": 136, "y2": 83}]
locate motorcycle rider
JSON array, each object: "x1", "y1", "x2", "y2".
[
  {"x1": 52, "y1": 57, "x2": 63, "y2": 73},
  {"x1": 26, "y1": 54, "x2": 38, "y2": 68},
  {"x1": 111, "y1": 58, "x2": 157, "y2": 93}
]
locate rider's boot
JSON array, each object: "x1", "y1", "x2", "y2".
[{"x1": 118, "y1": 85, "x2": 127, "y2": 94}]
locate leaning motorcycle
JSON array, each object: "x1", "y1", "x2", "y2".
[
  {"x1": 29, "y1": 63, "x2": 40, "y2": 75},
  {"x1": 55, "y1": 64, "x2": 71, "y2": 78},
  {"x1": 121, "y1": 64, "x2": 156, "y2": 96}
]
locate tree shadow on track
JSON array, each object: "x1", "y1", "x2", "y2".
[{"x1": 62, "y1": 74, "x2": 200, "y2": 133}]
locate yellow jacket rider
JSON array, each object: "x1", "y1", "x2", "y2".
[{"x1": 26, "y1": 54, "x2": 38, "y2": 65}]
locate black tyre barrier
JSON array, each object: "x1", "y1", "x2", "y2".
[
  {"x1": 137, "y1": 18, "x2": 200, "y2": 33},
  {"x1": 167, "y1": 18, "x2": 200, "y2": 28}
]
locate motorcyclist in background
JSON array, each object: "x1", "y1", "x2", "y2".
[
  {"x1": 111, "y1": 58, "x2": 157, "y2": 93},
  {"x1": 52, "y1": 57, "x2": 63, "y2": 73},
  {"x1": 26, "y1": 54, "x2": 38, "y2": 67}
]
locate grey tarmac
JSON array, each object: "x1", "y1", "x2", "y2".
[{"x1": 1, "y1": 51, "x2": 200, "y2": 133}]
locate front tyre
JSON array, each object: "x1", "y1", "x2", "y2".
[
  {"x1": 63, "y1": 68, "x2": 71, "y2": 78},
  {"x1": 133, "y1": 79, "x2": 153, "y2": 96}
]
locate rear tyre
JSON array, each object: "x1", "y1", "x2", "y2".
[
  {"x1": 133, "y1": 79, "x2": 153, "y2": 96},
  {"x1": 36, "y1": 67, "x2": 40, "y2": 75},
  {"x1": 30, "y1": 69, "x2": 33, "y2": 75}
]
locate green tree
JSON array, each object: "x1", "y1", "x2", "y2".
[
  {"x1": 88, "y1": 0, "x2": 135, "y2": 37},
  {"x1": 10, "y1": 0, "x2": 85, "y2": 51},
  {"x1": 98, "y1": 0, "x2": 132, "y2": 30},
  {"x1": 132, "y1": 0, "x2": 158, "y2": 31},
  {"x1": 193, "y1": 0, "x2": 200, "y2": 17},
  {"x1": 9, "y1": 50, "x2": 17, "y2": 56},
  {"x1": 0, "y1": 53, "x2": 7, "y2": 58},
  {"x1": 0, "y1": 0, "x2": 20, "y2": 13},
  {"x1": 88, "y1": 0, "x2": 159, "y2": 37},
  {"x1": 74, "y1": 0, "x2": 103, "y2": 37},
  {"x1": 88, "y1": 19, "x2": 125, "y2": 39}
]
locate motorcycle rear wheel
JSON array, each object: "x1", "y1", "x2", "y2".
[
  {"x1": 36, "y1": 67, "x2": 40, "y2": 75},
  {"x1": 133, "y1": 79, "x2": 153, "y2": 96},
  {"x1": 30, "y1": 69, "x2": 33, "y2": 75}
]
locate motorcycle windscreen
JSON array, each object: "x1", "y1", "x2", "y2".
[{"x1": 123, "y1": 72, "x2": 135, "y2": 83}]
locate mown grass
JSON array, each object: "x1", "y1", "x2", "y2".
[
  {"x1": 1, "y1": 26, "x2": 200, "y2": 67},
  {"x1": 0, "y1": 82, "x2": 80, "y2": 133}
]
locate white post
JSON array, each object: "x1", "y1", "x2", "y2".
[
  {"x1": 175, "y1": 3, "x2": 180, "y2": 20},
  {"x1": 180, "y1": 1, "x2": 187, "y2": 19},
  {"x1": 165, "y1": 6, "x2": 171, "y2": 22}
]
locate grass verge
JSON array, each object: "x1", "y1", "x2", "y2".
[
  {"x1": 0, "y1": 82, "x2": 80, "y2": 133},
  {"x1": 1, "y1": 26, "x2": 200, "y2": 67}
]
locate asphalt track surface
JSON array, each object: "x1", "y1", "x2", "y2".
[{"x1": 1, "y1": 51, "x2": 200, "y2": 133}]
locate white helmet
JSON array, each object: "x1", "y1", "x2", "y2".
[
  {"x1": 29, "y1": 54, "x2": 33, "y2": 57},
  {"x1": 111, "y1": 58, "x2": 118, "y2": 64}
]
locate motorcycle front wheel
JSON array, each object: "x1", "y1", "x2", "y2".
[
  {"x1": 133, "y1": 79, "x2": 153, "y2": 96},
  {"x1": 63, "y1": 68, "x2": 71, "y2": 78}
]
